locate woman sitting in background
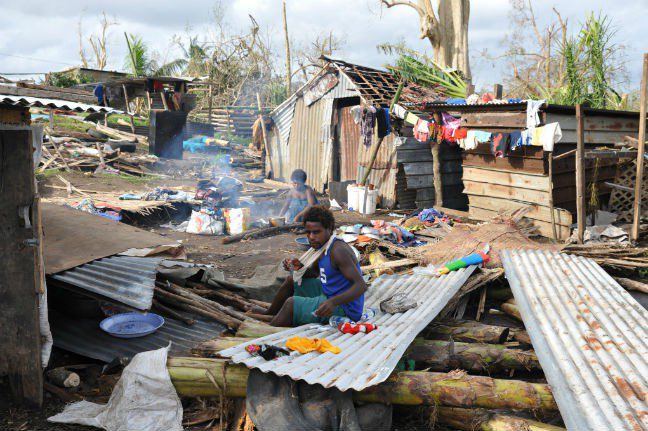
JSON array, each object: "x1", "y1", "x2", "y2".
[{"x1": 280, "y1": 169, "x2": 318, "y2": 222}]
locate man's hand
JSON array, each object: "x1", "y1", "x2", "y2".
[
  {"x1": 314, "y1": 299, "x2": 336, "y2": 318},
  {"x1": 283, "y1": 258, "x2": 303, "y2": 272}
]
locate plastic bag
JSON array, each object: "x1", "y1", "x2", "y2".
[
  {"x1": 224, "y1": 208, "x2": 250, "y2": 235},
  {"x1": 48, "y1": 346, "x2": 183, "y2": 431},
  {"x1": 186, "y1": 210, "x2": 224, "y2": 235}
]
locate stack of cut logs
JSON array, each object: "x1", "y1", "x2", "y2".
[
  {"x1": 161, "y1": 267, "x2": 569, "y2": 431},
  {"x1": 153, "y1": 277, "x2": 271, "y2": 331}
]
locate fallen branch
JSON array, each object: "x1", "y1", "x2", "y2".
[
  {"x1": 614, "y1": 277, "x2": 648, "y2": 294},
  {"x1": 222, "y1": 223, "x2": 302, "y2": 244}
]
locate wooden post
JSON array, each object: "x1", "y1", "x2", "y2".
[
  {"x1": 122, "y1": 84, "x2": 135, "y2": 134},
  {"x1": 282, "y1": 0, "x2": 291, "y2": 96},
  {"x1": 493, "y1": 84, "x2": 503, "y2": 99},
  {"x1": 432, "y1": 112, "x2": 444, "y2": 208},
  {"x1": 207, "y1": 84, "x2": 213, "y2": 125},
  {"x1": 160, "y1": 92, "x2": 169, "y2": 111},
  {"x1": 632, "y1": 53, "x2": 648, "y2": 242},
  {"x1": 48, "y1": 109, "x2": 53, "y2": 129},
  {"x1": 467, "y1": 84, "x2": 475, "y2": 95},
  {"x1": 576, "y1": 104, "x2": 586, "y2": 244},
  {"x1": 0, "y1": 128, "x2": 44, "y2": 407},
  {"x1": 548, "y1": 151, "x2": 558, "y2": 241},
  {"x1": 256, "y1": 93, "x2": 272, "y2": 177}
]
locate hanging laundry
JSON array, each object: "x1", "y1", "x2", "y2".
[
  {"x1": 350, "y1": 106, "x2": 363, "y2": 124},
  {"x1": 526, "y1": 99, "x2": 545, "y2": 129},
  {"x1": 531, "y1": 122, "x2": 562, "y2": 151},
  {"x1": 458, "y1": 131, "x2": 479, "y2": 150},
  {"x1": 404, "y1": 112, "x2": 419, "y2": 126},
  {"x1": 413, "y1": 118, "x2": 430, "y2": 142},
  {"x1": 286, "y1": 337, "x2": 341, "y2": 354},
  {"x1": 383, "y1": 108, "x2": 391, "y2": 136},
  {"x1": 360, "y1": 106, "x2": 376, "y2": 147},
  {"x1": 491, "y1": 133, "x2": 511, "y2": 158},
  {"x1": 474, "y1": 130, "x2": 492, "y2": 143},
  {"x1": 453, "y1": 129, "x2": 468, "y2": 139},
  {"x1": 509, "y1": 131, "x2": 523, "y2": 151},
  {"x1": 391, "y1": 104, "x2": 407, "y2": 120},
  {"x1": 376, "y1": 107, "x2": 389, "y2": 138}
]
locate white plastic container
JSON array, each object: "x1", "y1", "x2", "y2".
[
  {"x1": 346, "y1": 184, "x2": 360, "y2": 211},
  {"x1": 356, "y1": 188, "x2": 378, "y2": 215}
]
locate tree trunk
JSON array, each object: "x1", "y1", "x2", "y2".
[
  {"x1": 426, "y1": 320, "x2": 510, "y2": 344},
  {"x1": 235, "y1": 320, "x2": 283, "y2": 338},
  {"x1": 167, "y1": 358, "x2": 557, "y2": 411},
  {"x1": 282, "y1": 0, "x2": 291, "y2": 96},
  {"x1": 436, "y1": 407, "x2": 566, "y2": 431},
  {"x1": 194, "y1": 337, "x2": 540, "y2": 373},
  {"x1": 435, "y1": 0, "x2": 471, "y2": 78},
  {"x1": 500, "y1": 298, "x2": 523, "y2": 322}
]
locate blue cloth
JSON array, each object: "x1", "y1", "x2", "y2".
[
  {"x1": 446, "y1": 98, "x2": 466, "y2": 105},
  {"x1": 509, "y1": 131, "x2": 523, "y2": 150},
  {"x1": 183, "y1": 136, "x2": 208, "y2": 153},
  {"x1": 418, "y1": 208, "x2": 445, "y2": 222},
  {"x1": 93, "y1": 85, "x2": 104, "y2": 104},
  {"x1": 474, "y1": 131, "x2": 492, "y2": 143},
  {"x1": 383, "y1": 108, "x2": 391, "y2": 135},
  {"x1": 318, "y1": 238, "x2": 363, "y2": 321}
]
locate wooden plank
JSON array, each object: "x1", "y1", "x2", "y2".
[
  {"x1": 0, "y1": 129, "x2": 43, "y2": 407},
  {"x1": 560, "y1": 129, "x2": 633, "y2": 145},
  {"x1": 463, "y1": 180, "x2": 550, "y2": 204},
  {"x1": 461, "y1": 112, "x2": 527, "y2": 128},
  {"x1": 0, "y1": 106, "x2": 30, "y2": 125},
  {"x1": 576, "y1": 104, "x2": 586, "y2": 244},
  {"x1": 469, "y1": 207, "x2": 571, "y2": 240},
  {"x1": 632, "y1": 53, "x2": 648, "y2": 242},
  {"x1": 403, "y1": 162, "x2": 434, "y2": 176},
  {"x1": 468, "y1": 195, "x2": 572, "y2": 225},
  {"x1": 462, "y1": 166, "x2": 550, "y2": 191},
  {"x1": 546, "y1": 112, "x2": 640, "y2": 131},
  {"x1": 42, "y1": 203, "x2": 167, "y2": 274}
]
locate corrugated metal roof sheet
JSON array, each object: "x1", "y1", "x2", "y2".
[
  {"x1": 220, "y1": 266, "x2": 476, "y2": 391},
  {"x1": 50, "y1": 256, "x2": 161, "y2": 311},
  {"x1": 500, "y1": 249, "x2": 648, "y2": 431},
  {"x1": 271, "y1": 94, "x2": 296, "y2": 147},
  {"x1": 0, "y1": 94, "x2": 117, "y2": 113},
  {"x1": 50, "y1": 311, "x2": 225, "y2": 362}
]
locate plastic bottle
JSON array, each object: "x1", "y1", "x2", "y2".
[
  {"x1": 329, "y1": 316, "x2": 352, "y2": 327},
  {"x1": 359, "y1": 308, "x2": 377, "y2": 322}
]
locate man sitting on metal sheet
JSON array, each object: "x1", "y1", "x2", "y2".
[{"x1": 265, "y1": 205, "x2": 367, "y2": 327}]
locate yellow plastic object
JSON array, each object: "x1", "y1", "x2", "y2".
[{"x1": 286, "y1": 337, "x2": 342, "y2": 354}]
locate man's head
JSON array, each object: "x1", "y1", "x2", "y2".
[
  {"x1": 290, "y1": 169, "x2": 307, "y2": 190},
  {"x1": 302, "y1": 205, "x2": 335, "y2": 249}
]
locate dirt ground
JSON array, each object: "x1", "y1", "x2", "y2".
[{"x1": 10, "y1": 152, "x2": 423, "y2": 430}]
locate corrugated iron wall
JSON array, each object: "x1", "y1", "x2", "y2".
[
  {"x1": 339, "y1": 106, "x2": 361, "y2": 181},
  {"x1": 287, "y1": 96, "x2": 329, "y2": 192}
]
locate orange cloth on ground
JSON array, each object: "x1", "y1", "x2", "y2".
[{"x1": 286, "y1": 337, "x2": 342, "y2": 354}]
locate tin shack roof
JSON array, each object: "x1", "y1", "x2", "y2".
[{"x1": 219, "y1": 266, "x2": 476, "y2": 392}]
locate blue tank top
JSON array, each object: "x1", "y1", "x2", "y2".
[{"x1": 318, "y1": 238, "x2": 364, "y2": 321}]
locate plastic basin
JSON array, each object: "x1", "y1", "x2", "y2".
[{"x1": 100, "y1": 312, "x2": 165, "y2": 338}]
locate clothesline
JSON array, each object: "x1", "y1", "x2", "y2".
[{"x1": 389, "y1": 99, "x2": 563, "y2": 159}]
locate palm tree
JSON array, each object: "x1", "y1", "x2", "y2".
[
  {"x1": 177, "y1": 35, "x2": 211, "y2": 78},
  {"x1": 124, "y1": 33, "x2": 186, "y2": 77}
]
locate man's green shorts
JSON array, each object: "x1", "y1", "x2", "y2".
[{"x1": 293, "y1": 278, "x2": 346, "y2": 326}]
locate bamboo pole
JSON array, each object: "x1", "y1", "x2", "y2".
[
  {"x1": 436, "y1": 407, "x2": 566, "y2": 431},
  {"x1": 167, "y1": 358, "x2": 557, "y2": 411},
  {"x1": 632, "y1": 53, "x2": 648, "y2": 242},
  {"x1": 425, "y1": 320, "x2": 510, "y2": 344},
  {"x1": 221, "y1": 222, "x2": 301, "y2": 244},
  {"x1": 576, "y1": 104, "x2": 586, "y2": 244},
  {"x1": 282, "y1": 0, "x2": 291, "y2": 97},
  {"x1": 194, "y1": 337, "x2": 540, "y2": 373}
]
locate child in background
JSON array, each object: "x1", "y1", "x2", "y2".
[{"x1": 279, "y1": 169, "x2": 318, "y2": 222}]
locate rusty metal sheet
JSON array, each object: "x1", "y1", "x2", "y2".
[
  {"x1": 219, "y1": 266, "x2": 476, "y2": 392},
  {"x1": 339, "y1": 106, "x2": 361, "y2": 181},
  {"x1": 303, "y1": 72, "x2": 338, "y2": 106},
  {"x1": 501, "y1": 249, "x2": 648, "y2": 431}
]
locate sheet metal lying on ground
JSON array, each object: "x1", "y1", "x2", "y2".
[
  {"x1": 501, "y1": 249, "x2": 648, "y2": 431},
  {"x1": 51, "y1": 256, "x2": 161, "y2": 310},
  {"x1": 50, "y1": 311, "x2": 225, "y2": 363},
  {"x1": 220, "y1": 266, "x2": 476, "y2": 391}
]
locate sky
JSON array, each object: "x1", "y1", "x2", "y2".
[{"x1": 0, "y1": 0, "x2": 645, "y2": 92}]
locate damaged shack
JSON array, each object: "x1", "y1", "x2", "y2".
[{"x1": 266, "y1": 57, "x2": 468, "y2": 210}]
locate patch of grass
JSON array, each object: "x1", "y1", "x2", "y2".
[
  {"x1": 35, "y1": 168, "x2": 63, "y2": 180},
  {"x1": 49, "y1": 115, "x2": 92, "y2": 133},
  {"x1": 214, "y1": 132, "x2": 250, "y2": 145},
  {"x1": 107, "y1": 113, "x2": 149, "y2": 127}
]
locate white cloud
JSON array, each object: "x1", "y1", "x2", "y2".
[{"x1": 0, "y1": 0, "x2": 644, "y2": 92}]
